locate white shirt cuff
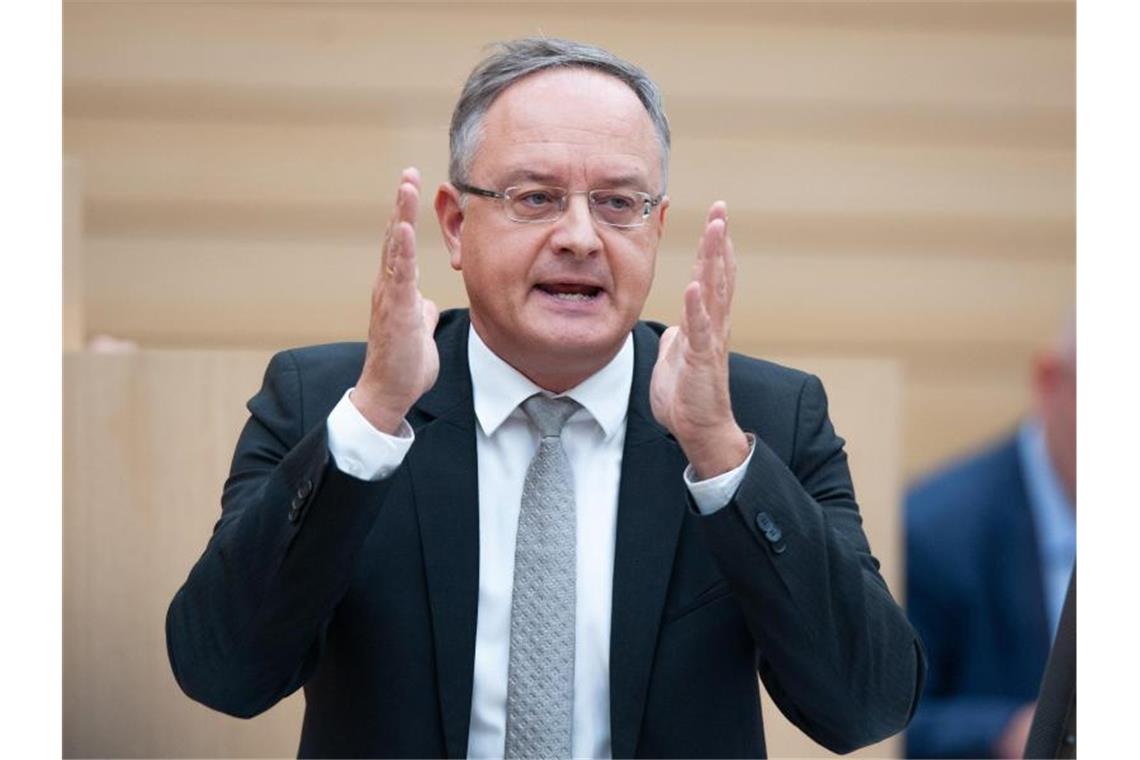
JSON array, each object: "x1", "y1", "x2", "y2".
[
  {"x1": 326, "y1": 388, "x2": 415, "y2": 481},
  {"x1": 683, "y1": 434, "x2": 756, "y2": 515}
]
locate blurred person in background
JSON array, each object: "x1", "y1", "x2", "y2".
[
  {"x1": 166, "y1": 38, "x2": 924, "y2": 758},
  {"x1": 905, "y1": 319, "x2": 1076, "y2": 758}
]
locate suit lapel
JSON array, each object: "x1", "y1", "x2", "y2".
[
  {"x1": 609, "y1": 323, "x2": 690, "y2": 759},
  {"x1": 408, "y1": 311, "x2": 480, "y2": 759}
]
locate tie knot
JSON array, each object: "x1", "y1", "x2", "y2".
[{"x1": 521, "y1": 394, "x2": 580, "y2": 438}]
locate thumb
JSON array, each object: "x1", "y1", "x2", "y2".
[
  {"x1": 656, "y1": 325, "x2": 679, "y2": 365},
  {"x1": 422, "y1": 298, "x2": 440, "y2": 334}
]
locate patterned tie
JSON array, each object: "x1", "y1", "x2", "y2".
[{"x1": 504, "y1": 394, "x2": 581, "y2": 759}]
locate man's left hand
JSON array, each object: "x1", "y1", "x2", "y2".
[{"x1": 650, "y1": 201, "x2": 750, "y2": 480}]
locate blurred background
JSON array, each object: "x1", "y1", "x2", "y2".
[{"x1": 62, "y1": 2, "x2": 1074, "y2": 757}]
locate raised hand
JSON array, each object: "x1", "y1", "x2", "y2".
[
  {"x1": 650, "y1": 202, "x2": 750, "y2": 480},
  {"x1": 351, "y1": 167, "x2": 441, "y2": 434}
]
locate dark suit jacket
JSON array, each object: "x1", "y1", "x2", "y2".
[
  {"x1": 167, "y1": 309, "x2": 923, "y2": 758},
  {"x1": 905, "y1": 434, "x2": 1052, "y2": 758}
]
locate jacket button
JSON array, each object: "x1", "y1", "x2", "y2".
[
  {"x1": 772, "y1": 541, "x2": 787, "y2": 555},
  {"x1": 764, "y1": 527, "x2": 783, "y2": 543},
  {"x1": 288, "y1": 505, "x2": 301, "y2": 523},
  {"x1": 297, "y1": 479, "x2": 313, "y2": 499},
  {"x1": 755, "y1": 512, "x2": 775, "y2": 532}
]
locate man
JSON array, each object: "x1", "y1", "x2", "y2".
[
  {"x1": 167, "y1": 38, "x2": 923, "y2": 758},
  {"x1": 905, "y1": 323, "x2": 1076, "y2": 758}
]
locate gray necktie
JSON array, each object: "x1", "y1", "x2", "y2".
[{"x1": 504, "y1": 394, "x2": 580, "y2": 759}]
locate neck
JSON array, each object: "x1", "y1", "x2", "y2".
[{"x1": 470, "y1": 319, "x2": 622, "y2": 394}]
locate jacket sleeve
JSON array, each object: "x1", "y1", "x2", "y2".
[
  {"x1": 165, "y1": 349, "x2": 396, "y2": 718},
  {"x1": 696, "y1": 373, "x2": 926, "y2": 754}
]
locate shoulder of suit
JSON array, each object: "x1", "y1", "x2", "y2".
[
  {"x1": 905, "y1": 433, "x2": 1024, "y2": 532},
  {"x1": 273, "y1": 342, "x2": 368, "y2": 380}
]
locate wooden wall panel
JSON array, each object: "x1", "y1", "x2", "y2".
[
  {"x1": 64, "y1": 3, "x2": 1072, "y2": 110},
  {"x1": 64, "y1": 158, "x2": 85, "y2": 350},
  {"x1": 65, "y1": 119, "x2": 1073, "y2": 220},
  {"x1": 63, "y1": 351, "x2": 304, "y2": 758}
]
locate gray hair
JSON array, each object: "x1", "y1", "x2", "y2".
[{"x1": 448, "y1": 38, "x2": 671, "y2": 192}]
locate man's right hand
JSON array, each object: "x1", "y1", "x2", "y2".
[{"x1": 351, "y1": 167, "x2": 441, "y2": 434}]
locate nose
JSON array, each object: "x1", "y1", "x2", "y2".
[{"x1": 549, "y1": 193, "x2": 602, "y2": 260}]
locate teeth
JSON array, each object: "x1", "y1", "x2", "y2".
[{"x1": 552, "y1": 291, "x2": 596, "y2": 301}]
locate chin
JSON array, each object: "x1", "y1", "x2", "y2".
[{"x1": 526, "y1": 317, "x2": 629, "y2": 362}]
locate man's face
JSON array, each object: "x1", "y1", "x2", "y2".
[{"x1": 436, "y1": 68, "x2": 667, "y2": 389}]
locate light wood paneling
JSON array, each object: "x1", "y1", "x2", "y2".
[
  {"x1": 64, "y1": 350, "x2": 903, "y2": 758},
  {"x1": 64, "y1": 3, "x2": 1073, "y2": 110},
  {"x1": 63, "y1": 351, "x2": 303, "y2": 758},
  {"x1": 63, "y1": 158, "x2": 85, "y2": 350},
  {"x1": 64, "y1": 119, "x2": 1073, "y2": 219}
]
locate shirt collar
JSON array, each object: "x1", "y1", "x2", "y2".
[{"x1": 467, "y1": 324, "x2": 633, "y2": 440}]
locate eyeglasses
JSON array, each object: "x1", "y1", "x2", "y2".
[{"x1": 453, "y1": 181, "x2": 663, "y2": 229}]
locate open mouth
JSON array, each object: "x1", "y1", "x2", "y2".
[{"x1": 535, "y1": 283, "x2": 604, "y2": 301}]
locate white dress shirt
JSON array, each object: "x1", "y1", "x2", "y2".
[{"x1": 325, "y1": 325, "x2": 753, "y2": 758}]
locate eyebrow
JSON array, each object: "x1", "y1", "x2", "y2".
[
  {"x1": 499, "y1": 168, "x2": 653, "y2": 192},
  {"x1": 499, "y1": 169, "x2": 564, "y2": 186}
]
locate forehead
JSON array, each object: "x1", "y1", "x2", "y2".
[{"x1": 474, "y1": 68, "x2": 661, "y2": 187}]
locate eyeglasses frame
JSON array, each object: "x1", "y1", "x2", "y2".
[{"x1": 452, "y1": 180, "x2": 664, "y2": 229}]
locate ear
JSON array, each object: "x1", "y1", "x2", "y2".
[{"x1": 435, "y1": 183, "x2": 465, "y2": 271}]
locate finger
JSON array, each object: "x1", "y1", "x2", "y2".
[
  {"x1": 699, "y1": 218, "x2": 728, "y2": 326},
  {"x1": 691, "y1": 202, "x2": 723, "y2": 283},
  {"x1": 724, "y1": 230, "x2": 737, "y2": 312},
  {"x1": 388, "y1": 221, "x2": 418, "y2": 305},
  {"x1": 684, "y1": 281, "x2": 713, "y2": 354},
  {"x1": 693, "y1": 217, "x2": 716, "y2": 287},
  {"x1": 655, "y1": 325, "x2": 680, "y2": 376},
  {"x1": 400, "y1": 166, "x2": 421, "y2": 190},
  {"x1": 678, "y1": 277, "x2": 692, "y2": 339},
  {"x1": 397, "y1": 173, "x2": 421, "y2": 229},
  {"x1": 382, "y1": 169, "x2": 421, "y2": 276},
  {"x1": 657, "y1": 325, "x2": 679, "y2": 357},
  {"x1": 700, "y1": 201, "x2": 727, "y2": 297},
  {"x1": 706, "y1": 200, "x2": 727, "y2": 225}
]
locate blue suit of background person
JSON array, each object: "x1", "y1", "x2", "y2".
[{"x1": 904, "y1": 322, "x2": 1076, "y2": 759}]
